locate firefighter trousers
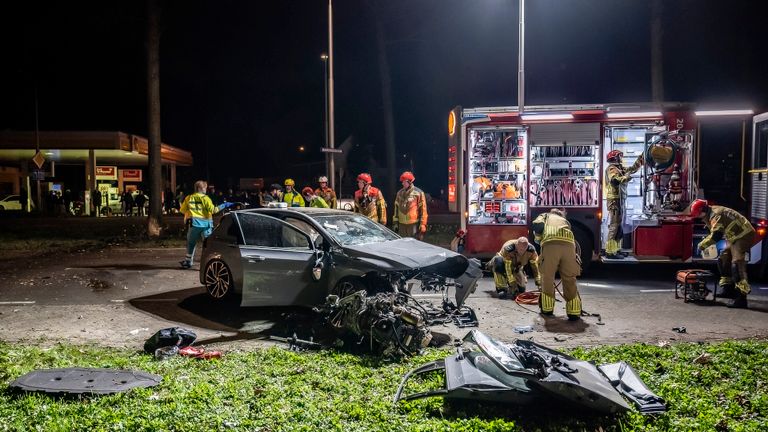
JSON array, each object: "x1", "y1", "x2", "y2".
[
  {"x1": 718, "y1": 233, "x2": 754, "y2": 295},
  {"x1": 539, "y1": 240, "x2": 582, "y2": 315},
  {"x1": 491, "y1": 255, "x2": 526, "y2": 291},
  {"x1": 606, "y1": 199, "x2": 623, "y2": 255}
]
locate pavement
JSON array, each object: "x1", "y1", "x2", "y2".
[{"x1": 0, "y1": 245, "x2": 767, "y2": 350}]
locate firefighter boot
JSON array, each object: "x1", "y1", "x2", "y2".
[
  {"x1": 716, "y1": 277, "x2": 737, "y2": 299},
  {"x1": 492, "y1": 266, "x2": 510, "y2": 299},
  {"x1": 728, "y1": 280, "x2": 750, "y2": 309},
  {"x1": 605, "y1": 239, "x2": 623, "y2": 259},
  {"x1": 566, "y1": 297, "x2": 582, "y2": 321},
  {"x1": 539, "y1": 292, "x2": 555, "y2": 317}
]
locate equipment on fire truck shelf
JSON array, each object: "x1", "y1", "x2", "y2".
[
  {"x1": 641, "y1": 130, "x2": 694, "y2": 215},
  {"x1": 467, "y1": 129, "x2": 528, "y2": 225},
  {"x1": 529, "y1": 143, "x2": 601, "y2": 208}
]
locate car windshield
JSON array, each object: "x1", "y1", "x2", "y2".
[{"x1": 310, "y1": 214, "x2": 398, "y2": 246}]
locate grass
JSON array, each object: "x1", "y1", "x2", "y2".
[{"x1": 0, "y1": 339, "x2": 766, "y2": 431}]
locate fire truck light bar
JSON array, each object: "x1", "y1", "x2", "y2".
[
  {"x1": 695, "y1": 109, "x2": 754, "y2": 116},
  {"x1": 606, "y1": 111, "x2": 662, "y2": 118},
  {"x1": 520, "y1": 113, "x2": 573, "y2": 121}
]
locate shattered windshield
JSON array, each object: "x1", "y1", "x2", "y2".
[{"x1": 311, "y1": 214, "x2": 399, "y2": 246}]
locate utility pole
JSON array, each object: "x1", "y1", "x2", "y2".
[
  {"x1": 321, "y1": 53, "x2": 329, "y2": 178},
  {"x1": 328, "y1": 0, "x2": 336, "y2": 195},
  {"x1": 146, "y1": 0, "x2": 162, "y2": 236},
  {"x1": 518, "y1": 0, "x2": 525, "y2": 113}
]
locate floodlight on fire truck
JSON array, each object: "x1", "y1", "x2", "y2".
[
  {"x1": 605, "y1": 111, "x2": 662, "y2": 118},
  {"x1": 694, "y1": 109, "x2": 754, "y2": 116},
  {"x1": 520, "y1": 113, "x2": 573, "y2": 121}
]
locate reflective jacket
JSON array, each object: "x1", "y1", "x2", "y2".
[
  {"x1": 282, "y1": 190, "x2": 306, "y2": 207},
  {"x1": 604, "y1": 156, "x2": 643, "y2": 200},
  {"x1": 532, "y1": 212, "x2": 574, "y2": 245},
  {"x1": 354, "y1": 186, "x2": 387, "y2": 224},
  {"x1": 308, "y1": 196, "x2": 329, "y2": 208},
  {"x1": 701, "y1": 205, "x2": 755, "y2": 248},
  {"x1": 393, "y1": 185, "x2": 428, "y2": 227},
  {"x1": 315, "y1": 187, "x2": 337, "y2": 209},
  {"x1": 180, "y1": 192, "x2": 219, "y2": 227},
  {"x1": 498, "y1": 239, "x2": 540, "y2": 278}
]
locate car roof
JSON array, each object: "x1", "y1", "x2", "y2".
[{"x1": 238, "y1": 207, "x2": 353, "y2": 217}]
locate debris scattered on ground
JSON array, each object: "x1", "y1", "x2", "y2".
[
  {"x1": 672, "y1": 326, "x2": 687, "y2": 333},
  {"x1": 395, "y1": 330, "x2": 667, "y2": 415},
  {"x1": 143, "y1": 327, "x2": 197, "y2": 354},
  {"x1": 129, "y1": 327, "x2": 149, "y2": 335},
  {"x1": 554, "y1": 335, "x2": 568, "y2": 342},
  {"x1": 513, "y1": 325, "x2": 533, "y2": 334},
  {"x1": 693, "y1": 353, "x2": 712, "y2": 365},
  {"x1": 269, "y1": 334, "x2": 322, "y2": 352},
  {"x1": 179, "y1": 346, "x2": 222, "y2": 360},
  {"x1": 10, "y1": 367, "x2": 161, "y2": 395}
]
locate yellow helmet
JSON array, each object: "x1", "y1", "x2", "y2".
[{"x1": 284, "y1": 178, "x2": 295, "y2": 187}]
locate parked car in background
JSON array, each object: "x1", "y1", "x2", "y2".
[{"x1": 199, "y1": 207, "x2": 481, "y2": 308}]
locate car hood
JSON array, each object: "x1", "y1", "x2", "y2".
[{"x1": 344, "y1": 238, "x2": 466, "y2": 276}]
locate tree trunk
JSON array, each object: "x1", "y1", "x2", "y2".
[
  {"x1": 373, "y1": 10, "x2": 397, "y2": 208},
  {"x1": 146, "y1": 0, "x2": 162, "y2": 237}
]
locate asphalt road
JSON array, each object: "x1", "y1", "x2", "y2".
[{"x1": 0, "y1": 246, "x2": 766, "y2": 349}]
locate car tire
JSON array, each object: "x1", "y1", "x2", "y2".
[
  {"x1": 333, "y1": 277, "x2": 366, "y2": 298},
  {"x1": 204, "y1": 260, "x2": 234, "y2": 300}
]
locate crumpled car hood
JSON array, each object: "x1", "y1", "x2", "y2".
[{"x1": 344, "y1": 238, "x2": 467, "y2": 276}]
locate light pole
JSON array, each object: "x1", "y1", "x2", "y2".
[
  {"x1": 518, "y1": 0, "x2": 525, "y2": 114},
  {"x1": 321, "y1": 53, "x2": 329, "y2": 179},
  {"x1": 327, "y1": 0, "x2": 336, "y2": 195}
]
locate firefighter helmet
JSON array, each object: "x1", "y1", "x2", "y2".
[
  {"x1": 284, "y1": 178, "x2": 295, "y2": 187},
  {"x1": 689, "y1": 199, "x2": 708, "y2": 218},
  {"x1": 606, "y1": 150, "x2": 623, "y2": 163},
  {"x1": 301, "y1": 187, "x2": 314, "y2": 196},
  {"x1": 400, "y1": 171, "x2": 415, "y2": 183},
  {"x1": 318, "y1": 176, "x2": 328, "y2": 183},
  {"x1": 357, "y1": 173, "x2": 372, "y2": 184}
]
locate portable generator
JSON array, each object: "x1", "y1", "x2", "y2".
[{"x1": 675, "y1": 269, "x2": 716, "y2": 303}]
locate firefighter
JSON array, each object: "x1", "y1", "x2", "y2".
[
  {"x1": 179, "y1": 180, "x2": 235, "y2": 269},
  {"x1": 392, "y1": 171, "x2": 428, "y2": 239},
  {"x1": 489, "y1": 236, "x2": 541, "y2": 299},
  {"x1": 690, "y1": 199, "x2": 755, "y2": 308},
  {"x1": 354, "y1": 173, "x2": 387, "y2": 224},
  {"x1": 532, "y1": 208, "x2": 582, "y2": 320},
  {"x1": 282, "y1": 178, "x2": 305, "y2": 207},
  {"x1": 302, "y1": 187, "x2": 329, "y2": 208},
  {"x1": 315, "y1": 176, "x2": 337, "y2": 209},
  {"x1": 604, "y1": 150, "x2": 644, "y2": 259}
]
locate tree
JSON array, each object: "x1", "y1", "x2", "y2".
[{"x1": 146, "y1": 0, "x2": 162, "y2": 237}]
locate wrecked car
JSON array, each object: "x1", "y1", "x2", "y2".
[
  {"x1": 199, "y1": 208, "x2": 481, "y2": 308},
  {"x1": 395, "y1": 330, "x2": 667, "y2": 415}
]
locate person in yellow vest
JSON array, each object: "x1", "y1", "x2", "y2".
[
  {"x1": 179, "y1": 180, "x2": 235, "y2": 269},
  {"x1": 353, "y1": 173, "x2": 387, "y2": 224},
  {"x1": 392, "y1": 171, "x2": 428, "y2": 239},
  {"x1": 315, "y1": 176, "x2": 337, "y2": 209},
  {"x1": 690, "y1": 199, "x2": 755, "y2": 309},
  {"x1": 604, "y1": 150, "x2": 644, "y2": 258},
  {"x1": 282, "y1": 178, "x2": 305, "y2": 207},
  {"x1": 302, "y1": 187, "x2": 329, "y2": 208},
  {"x1": 532, "y1": 208, "x2": 583, "y2": 320},
  {"x1": 489, "y1": 236, "x2": 540, "y2": 299}
]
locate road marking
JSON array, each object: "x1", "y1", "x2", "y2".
[
  {"x1": 580, "y1": 283, "x2": 612, "y2": 288},
  {"x1": 640, "y1": 289, "x2": 676, "y2": 293},
  {"x1": 110, "y1": 248, "x2": 186, "y2": 252},
  {"x1": 0, "y1": 301, "x2": 36, "y2": 305},
  {"x1": 110, "y1": 300, "x2": 125, "y2": 303},
  {"x1": 129, "y1": 298, "x2": 179, "y2": 302}
]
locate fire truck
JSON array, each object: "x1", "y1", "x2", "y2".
[
  {"x1": 448, "y1": 103, "x2": 764, "y2": 268},
  {"x1": 749, "y1": 112, "x2": 768, "y2": 277}
]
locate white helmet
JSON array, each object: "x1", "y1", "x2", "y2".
[{"x1": 318, "y1": 176, "x2": 329, "y2": 183}]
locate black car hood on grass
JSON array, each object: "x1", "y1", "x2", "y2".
[{"x1": 344, "y1": 238, "x2": 468, "y2": 277}]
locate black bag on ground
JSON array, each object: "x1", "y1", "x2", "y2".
[{"x1": 143, "y1": 327, "x2": 197, "y2": 353}]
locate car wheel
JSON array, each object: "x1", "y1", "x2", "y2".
[
  {"x1": 333, "y1": 277, "x2": 366, "y2": 298},
  {"x1": 204, "y1": 260, "x2": 234, "y2": 299}
]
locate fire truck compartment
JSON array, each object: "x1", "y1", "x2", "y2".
[{"x1": 633, "y1": 221, "x2": 693, "y2": 260}]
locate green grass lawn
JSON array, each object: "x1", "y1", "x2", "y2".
[{"x1": 0, "y1": 339, "x2": 766, "y2": 431}]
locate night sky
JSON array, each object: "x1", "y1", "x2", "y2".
[{"x1": 2, "y1": 0, "x2": 767, "y2": 198}]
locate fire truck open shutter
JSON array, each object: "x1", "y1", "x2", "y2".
[{"x1": 530, "y1": 123, "x2": 600, "y2": 146}]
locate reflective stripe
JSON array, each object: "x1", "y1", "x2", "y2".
[
  {"x1": 566, "y1": 297, "x2": 582, "y2": 315},
  {"x1": 493, "y1": 272, "x2": 508, "y2": 289},
  {"x1": 541, "y1": 225, "x2": 575, "y2": 245},
  {"x1": 540, "y1": 292, "x2": 556, "y2": 313}
]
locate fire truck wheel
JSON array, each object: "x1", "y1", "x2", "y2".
[{"x1": 573, "y1": 227, "x2": 593, "y2": 273}]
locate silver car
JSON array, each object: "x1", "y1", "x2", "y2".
[{"x1": 199, "y1": 208, "x2": 480, "y2": 307}]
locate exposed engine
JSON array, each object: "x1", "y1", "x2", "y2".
[{"x1": 315, "y1": 290, "x2": 433, "y2": 357}]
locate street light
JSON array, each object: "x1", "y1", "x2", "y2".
[{"x1": 321, "y1": 53, "x2": 329, "y2": 179}]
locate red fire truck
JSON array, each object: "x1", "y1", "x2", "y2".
[{"x1": 448, "y1": 103, "x2": 764, "y2": 268}]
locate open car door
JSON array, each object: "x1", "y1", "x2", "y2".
[{"x1": 234, "y1": 212, "x2": 323, "y2": 306}]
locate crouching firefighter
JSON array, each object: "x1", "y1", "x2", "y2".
[
  {"x1": 532, "y1": 209, "x2": 583, "y2": 320},
  {"x1": 690, "y1": 199, "x2": 755, "y2": 308},
  {"x1": 490, "y1": 236, "x2": 540, "y2": 299},
  {"x1": 179, "y1": 180, "x2": 235, "y2": 269}
]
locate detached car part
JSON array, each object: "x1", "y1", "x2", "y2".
[
  {"x1": 10, "y1": 368, "x2": 162, "y2": 395},
  {"x1": 394, "y1": 330, "x2": 666, "y2": 415}
]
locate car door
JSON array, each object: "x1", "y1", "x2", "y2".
[{"x1": 234, "y1": 212, "x2": 321, "y2": 306}]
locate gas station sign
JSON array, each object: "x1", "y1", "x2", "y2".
[
  {"x1": 95, "y1": 166, "x2": 118, "y2": 180},
  {"x1": 120, "y1": 169, "x2": 142, "y2": 182}
]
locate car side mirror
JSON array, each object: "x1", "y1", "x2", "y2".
[{"x1": 312, "y1": 250, "x2": 325, "y2": 281}]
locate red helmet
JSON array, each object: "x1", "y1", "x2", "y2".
[
  {"x1": 357, "y1": 173, "x2": 372, "y2": 184},
  {"x1": 689, "y1": 199, "x2": 708, "y2": 218},
  {"x1": 301, "y1": 187, "x2": 314, "y2": 196},
  {"x1": 400, "y1": 171, "x2": 415, "y2": 182},
  {"x1": 606, "y1": 150, "x2": 623, "y2": 162}
]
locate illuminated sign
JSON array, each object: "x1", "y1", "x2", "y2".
[
  {"x1": 448, "y1": 111, "x2": 457, "y2": 136},
  {"x1": 95, "y1": 166, "x2": 118, "y2": 180},
  {"x1": 120, "y1": 169, "x2": 143, "y2": 182},
  {"x1": 448, "y1": 184, "x2": 456, "y2": 203}
]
